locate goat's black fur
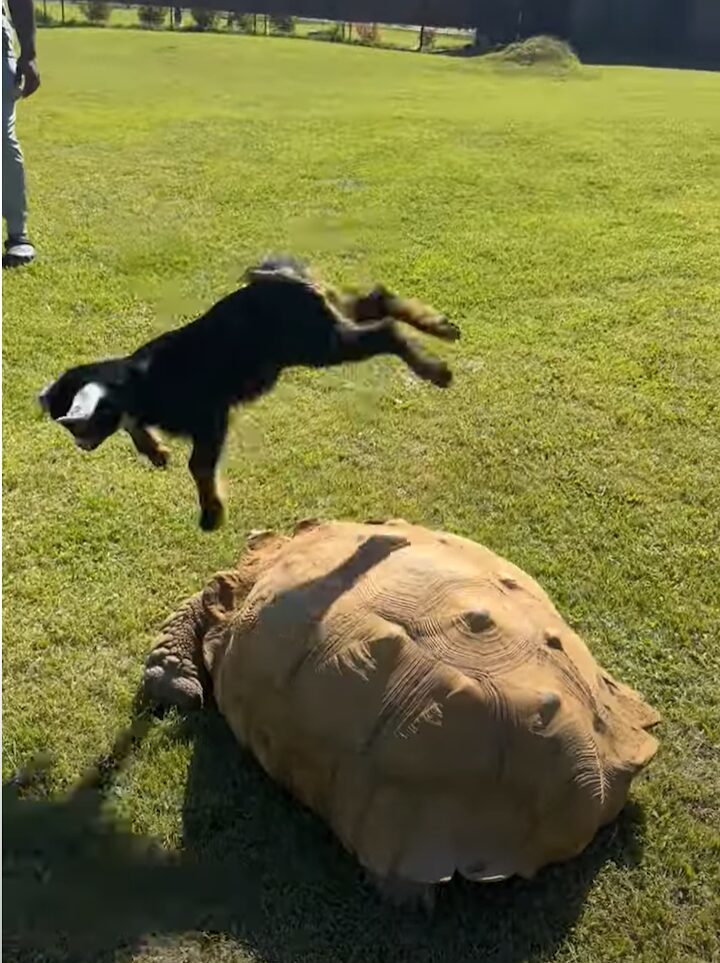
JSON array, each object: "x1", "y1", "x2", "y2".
[{"x1": 39, "y1": 257, "x2": 459, "y2": 530}]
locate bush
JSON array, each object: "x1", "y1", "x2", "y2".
[
  {"x1": 191, "y1": 7, "x2": 218, "y2": 30},
  {"x1": 80, "y1": 0, "x2": 111, "y2": 24},
  {"x1": 354, "y1": 22, "x2": 379, "y2": 45},
  {"x1": 487, "y1": 35, "x2": 580, "y2": 69},
  {"x1": 269, "y1": 14, "x2": 294, "y2": 35},
  {"x1": 137, "y1": 5, "x2": 167, "y2": 28},
  {"x1": 227, "y1": 11, "x2": 254, "y2": 32},
  {"x1": 35, "y1": 4, "x2": 54, "y2": 24}
]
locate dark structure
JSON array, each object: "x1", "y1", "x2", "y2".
[
  {"x1": 568, "y1": 0, "x2": 719, "y2": 64},
  {"x1": 188, "y1": 0, "x2": 719, "y2": 65}
]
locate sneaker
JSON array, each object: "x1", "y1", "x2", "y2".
[{"x1": 3, "y1": 236, "x2": 36, "y2": 267}]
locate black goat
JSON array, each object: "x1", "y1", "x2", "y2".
[{"x1": 39, "y1": 257, "x2": 460, "y2": 530}]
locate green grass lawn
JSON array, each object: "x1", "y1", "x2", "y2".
[{"x1": 3, "y1": 28, "x2": 720, "y2": 963}]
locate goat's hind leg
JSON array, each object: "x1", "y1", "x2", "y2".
[
  {"x1": 336, "y1": 321, "x2": 452, "y2": 388},
  {"x1": 342, "y1": 286, "x2": 460, "y2": 343}
]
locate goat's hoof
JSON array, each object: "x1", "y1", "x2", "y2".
[
  {"x1": 430, "y1": 316, "x2": 461, "y2": 342},
  {"x1": 200, "y1": 502, "x2": 225, "y2": 532},
  {"x1": 150, "y1": 447, "x2": 170, "y2": 469},
  {"x1": 425, "y1": 362, "x2": 453, "y2": 388}
]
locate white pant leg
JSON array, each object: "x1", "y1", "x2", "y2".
[{"x1": 2, "y1": 45, "x2": 28, "y2": 239}]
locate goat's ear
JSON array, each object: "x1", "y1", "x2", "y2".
[
  {"x1": 57, "y1": 381, "x2": 108, "y2": 427},
  {"x1": 37, "y1": 381, "x2": 55, "y2": 413}
]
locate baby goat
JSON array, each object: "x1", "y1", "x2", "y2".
[{"x1": 39, "y1": 256, "x2": 460, "y2": 530}]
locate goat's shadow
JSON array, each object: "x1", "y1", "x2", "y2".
[{"x1": 5, "y1": 697, "x2": 647, "y2": 963}]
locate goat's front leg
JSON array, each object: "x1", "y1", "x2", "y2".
[
  {"x1": 342, "y1": 286, "x2": 460, "y2": 343},
  {"x1": 335, "y1": 321, "x2": 453, "y2": 388},
  {"x1": 126, "y1": 423, "x2": 170, "y2": 469},
  {"x1": 189, "y1": 415, "x2": 228, "y2": 531}
]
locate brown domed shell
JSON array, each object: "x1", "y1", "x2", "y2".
[{"x1": 145, "y1": 519, "x2": 659, "y2": 891}]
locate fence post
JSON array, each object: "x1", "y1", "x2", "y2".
[
  {"x1": 60, "y1": 0, "x2": 64, "y2": 23},
  {"x1": 253, "y1": 12, "x2": 257, "y2": 33},
  {"x1": 264, "y1": 13, "x2": 268, "y2": 34},
  {"x1": 419, "y1": 24, "x2": 425, "y2": 50}
]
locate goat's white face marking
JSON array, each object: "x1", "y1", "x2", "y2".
[
  {"x1": 58, "y1": 381, "x2": 108, "y2": 430},
  {"x1": 70, "y1": 381, "x2": 107, "y2": 418}
]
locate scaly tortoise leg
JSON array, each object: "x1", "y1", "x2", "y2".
[
  {"x1": 142, "y1": 571, "x2": 242, "y2": 711},
  {"x1": 143, "y1": 591, "x2": 209, "y2": 711},
  {"x1": 142, "y1": 533, "x2": 291, "y2": 711}
]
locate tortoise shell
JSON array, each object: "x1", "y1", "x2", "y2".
[{"x1": 144, "y1": 519, "x2": 659, "y2": 893}]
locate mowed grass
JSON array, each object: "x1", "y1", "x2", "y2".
[{"x1": 3, "y1": 29, "x2": 720, "y2": 963}]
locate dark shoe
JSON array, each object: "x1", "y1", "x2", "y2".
[{"x1": 3, "y1": 236, "x2": 36, "y2": 268}]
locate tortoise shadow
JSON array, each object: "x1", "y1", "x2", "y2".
[{"x1": 4, "y1": 700, "x2": 647, "y2": 963}]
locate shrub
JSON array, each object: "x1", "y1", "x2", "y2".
[
  {"x1": 487, "y1": 35, "x2": 580, "y2": 69},
  {"x1": 191, "y1": 8, "x2": 219, "y2": 30},
  {"x1": 227, "y1": 11, "x2": 254, "y2": 32},
  {"x1": 137, "y1": 5, "x2": 167, "y2": 28},
  {"x1": 355, "y1": 22, "x2": 379, "y2": 45},
  {"x1": 80, "y1": 0, "x2": 111, "y2": 24},
  {"x1": 269, "y1": 14, "x2": 294, "y2": 35}
]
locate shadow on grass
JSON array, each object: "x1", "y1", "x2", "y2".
[{"x1": 4, "y1": 701, "x2": 647, "y2": 963}]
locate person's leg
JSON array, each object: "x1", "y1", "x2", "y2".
[{"x1": 2, "y1": 45, "x2": 34, "y2": 264}]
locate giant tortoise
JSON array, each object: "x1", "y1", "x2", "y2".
[{"x1": 143, "y1": 518, "x2": 659, "y2": 904}]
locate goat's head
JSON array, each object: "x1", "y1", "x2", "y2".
[{"x1": 38, "y1": 362, "x2": 126, "y2": 452}]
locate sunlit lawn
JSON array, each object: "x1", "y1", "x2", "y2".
[{"x1": 3, "y1": 28, "x2": 719, "y2": 963}]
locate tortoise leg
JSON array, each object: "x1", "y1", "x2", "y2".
[
  {"x1": 143, "y1": 529, "x2": 292, "y2": 712},
  {"x1": 143, "y1": 592, "x2": 209, "y2": 711},
  {"x1": 142, "y1": 570, "x2": 245, "y2": 711}
]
